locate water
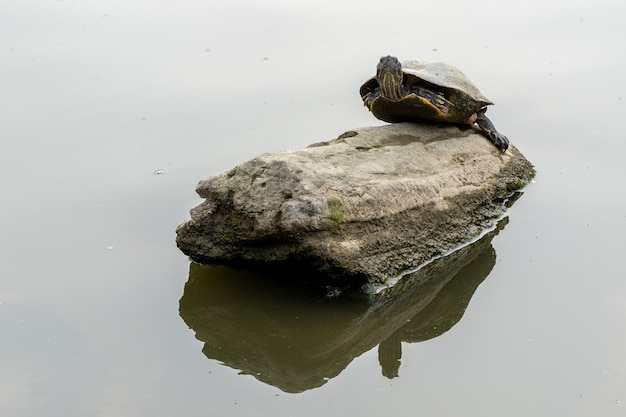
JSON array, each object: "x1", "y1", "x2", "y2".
[{"x1": 2, "y1": 1, "x2": 625, "y2": 416}]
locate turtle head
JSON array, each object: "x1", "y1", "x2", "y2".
[{"x1": 376, "y1": 56, "x2": 404, "y2": 101}]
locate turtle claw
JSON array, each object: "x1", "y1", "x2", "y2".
[
  {"x1": 482, "y1": 130, "x2": 509, "y2": 152},
  {"x1": 492, "y1": 132, "x2": 509, "y2": 152}
]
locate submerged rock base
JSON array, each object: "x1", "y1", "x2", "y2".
[
  {"x1": 179, "y1": 221, "x2": 504, "y2": 392},
  {"x1": 176, "y1": 123, "x2": 534, "y2": 289}
]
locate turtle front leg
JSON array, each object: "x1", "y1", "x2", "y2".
[
  {"x1": 475, "y1": 108, "x2": 509, "y2": 152},
  {"x1": 362, "y1": 90, "x2": 380, "y2": 110}
]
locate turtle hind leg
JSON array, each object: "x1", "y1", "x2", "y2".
[{"x1": 475, "y1": 108, "x2": 509, "y2": 152}]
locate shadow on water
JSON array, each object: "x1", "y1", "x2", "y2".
[{"x1": 179, "y1": 204, "x2": 517, "y2": 393}]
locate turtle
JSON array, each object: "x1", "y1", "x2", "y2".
[{"x1": 360, "y1": 55, "x2": 509, "y2": 151}]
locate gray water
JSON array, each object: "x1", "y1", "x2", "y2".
[{"x1": 2, "y1": 1, "x2": 625, "y2": 416}]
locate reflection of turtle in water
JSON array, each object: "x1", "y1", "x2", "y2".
[{"x1": 360, "y1": 56, "x2": 509, "y2": 151}]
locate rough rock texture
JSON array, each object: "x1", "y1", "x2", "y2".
[{"x1": 176, "y1": 123, "x2": 534, "y2": 289}]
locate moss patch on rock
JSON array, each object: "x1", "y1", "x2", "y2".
[{"x1": 327, "y1": 198, "x2": 344, "y2": 223}]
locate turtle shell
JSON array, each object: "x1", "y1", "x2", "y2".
[{"x1": 360, "y1": 60, "x2": 493, "y2": 124}]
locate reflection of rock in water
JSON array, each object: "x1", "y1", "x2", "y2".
[
  {"x1": 179, "y1": 217, "x2": 509, "y2": 393},
  {"x1": 179, "y1": 266, "x2": 369, "y2": 393},
  {"x1": 375, "y1": 232, "x2": 499, "y2": 378}
]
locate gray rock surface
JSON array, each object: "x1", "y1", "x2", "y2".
[{"x1": 176, "y1": 123, "x2": 534, "y2": 289}]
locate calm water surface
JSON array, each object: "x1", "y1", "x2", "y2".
[{"x1": 1, "y1": 1, "x2": 625, "y2": 416}]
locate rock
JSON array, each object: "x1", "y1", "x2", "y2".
[{"x1": 176, "y1": 123, "x2": 535, "y2": 290}]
